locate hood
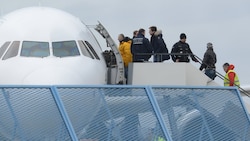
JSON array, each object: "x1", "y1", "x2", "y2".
[
  {"x1": 123, "y1": 36, "x2": 131, "y2": 42},
  {"x1": 154, "y1": 30, "x2": 162, "y2": 36},
  {"x1": 207, "y1": 47, "x2": 213, "y2": 51},
  {"x1": 137, "y1": 33, "x2": 144, "y2": 38},
  {"x1": 227, "y1": 64, "x2": 235, "y2": 71}
]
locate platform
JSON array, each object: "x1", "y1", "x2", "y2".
[{"x1": 128, "y1": 62, "x2": 219, "y2": 86}]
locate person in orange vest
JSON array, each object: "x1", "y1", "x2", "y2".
[{"x1": 223, "y1": 63, "x2": 240, "y2": 86}]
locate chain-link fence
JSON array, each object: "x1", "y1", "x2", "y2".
[{"x1": 0, "y1": 86, "x2": 249, "y2": 141}]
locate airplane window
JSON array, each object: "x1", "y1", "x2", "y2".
[
  {"x1": 2, "y1": 41, "x2": 20, "y2": 60},
  {"x1": 0, "y1": 41, "x2": 11, "y2": 59},
  {"x1": 52, "y1": 40, "x2": 80, "y2": 57},
  {"x1": 78, "y1": 40, "x2": 94, "y2": 59},
  {"x1": 21, "y1": 41, "x2": 50, "y2": 58},
  {"x1": 84, "y1": 41, "x2": 100, "y2": 60}
]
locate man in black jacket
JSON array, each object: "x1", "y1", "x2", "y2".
[
  {"x1": 199, "y1": 42, "x2": 217, "y2": 80},
  {"x1": 171, "y1": 33, "x2": 198, "y2": 63},
  {"x1": 149, "y1": 26, "x2": 170, "y2": 62},
  {"x1": 131, "y1": 28, "x2": 153, "y2": 62}
]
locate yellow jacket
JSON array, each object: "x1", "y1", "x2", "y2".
[{"x1": 119, "y1": 39, "x2": 132, "y2": 67}]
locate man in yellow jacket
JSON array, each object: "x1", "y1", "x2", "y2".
[
  {"x1": 118, "y1": 34, "x2": 132, "y2": 82},
  {"x1": 223, "y1": 63, "x2": 240, "y2": 87}
]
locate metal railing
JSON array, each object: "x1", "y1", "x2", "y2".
[
  {"x1": 194, "y1": 55, "x2": 250, "y2": 97},
  {"x1": 135, "y1": 52, "x2": 195, "y2": 61},
  {"x1": 0, "y1": 85, "x2": 249, "y2": 141}
]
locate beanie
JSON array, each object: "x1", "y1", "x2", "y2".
[
  {"x1": 180, "y1": 33, "x2": 186, "y2": 39},
  {"x1": 207, "y1": 42, "x2": 213, "y2": 48}
]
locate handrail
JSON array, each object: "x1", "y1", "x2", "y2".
[
  {"x1": 87, "y1": 22, "x2": 125, "y2": 84},
  {"x1": 136, "y1": 53, "x2": 195, "y2": 56},
  {"x1": 194, "y1": 55, "x2": 250, "y2": 97},
  {"x1": 135, "y1": 52, "x2": 196, "y2": 62}
]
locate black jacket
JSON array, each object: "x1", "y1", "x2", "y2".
[
  {"x1": 150, "y1": 30, "x2": 170, "y2": 61},
  {"x1": 199, "y1": 48, "x2": 217, "y2": 70},
  {"x1": 171, "y1": 41, "x2": 197, "y2": 62},
  {"x1": 131, "y1": 33, "x2": 153, "y2": 62}
]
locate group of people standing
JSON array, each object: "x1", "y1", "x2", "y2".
[{"x1": 118, "y1": 26, "x2": 240, "y2": 87}]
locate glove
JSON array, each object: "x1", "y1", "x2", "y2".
[
  {"x1": 199, "y1": 66, "x2": 203, "y2": 71},
  {"x1": 199, "y1": 64, "x2": 206, "y2": 71}
]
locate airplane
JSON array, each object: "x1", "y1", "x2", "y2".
[
  {"x1": 0, "y1": 6, "x2": 249, "y2": 141},
  {"x1": 0, "y1": 6, "x2": 115, "y2": 141},
  {"x1": 0, "y1": 6, "x2": 108, "y2": 85}
]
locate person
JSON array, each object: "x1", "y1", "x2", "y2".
[
  {"x1": 199, "y1": 42, "x2": 217, "y2": 80},
  {"x1": 149, "y1": 26, "x2": 170, "y2": 62},
  {"x1": 121, "y1": 114, "x2": 139, "y2": 140},
  {"x1": 118, "y1": 34, "x2": 132, "y2": 81},
  {"x1": 133, "y1": 30, "x2": 138, "y2": 38},
  {"x1": 131, "y1": 28, "x2": 153, "y2": 62},
  {"x1": 223, "y1": 63, "x2": 240, "y2": 86},
  {"x1": 154, "y1": 136, "x2": 166, "y2": 141},
  {"x1": 171, "y1": 33, "x2": 198, "y2": 63}
]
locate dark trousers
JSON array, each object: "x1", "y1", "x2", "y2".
[{"x1": 153, "y1": 55, "x2": 162, "y2": 62}]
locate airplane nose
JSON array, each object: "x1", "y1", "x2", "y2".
[{"x1": 23, "y1": 67, "x2": 104, "y2": 85}]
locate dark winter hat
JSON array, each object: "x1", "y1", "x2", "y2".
[
  {"x1": 207, "y1": 42, "x2": 213, "y2": 48},
  {"x1": 180, "y1": 33, "x2": 186, "y2": 39}
]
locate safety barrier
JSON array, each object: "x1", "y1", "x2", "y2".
[{"x1": 0, "y1": 85, "x2": 249, "y2": 141}]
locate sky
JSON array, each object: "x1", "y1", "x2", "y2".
[{"x1": 1, "y1": 0, "x2": 250, "y2": 86}]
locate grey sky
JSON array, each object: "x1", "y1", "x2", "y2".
[{"x1": 1, "y1": 0, "x2": 250, "y2": 85}]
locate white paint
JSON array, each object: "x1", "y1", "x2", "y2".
[{"x1": 128, "y1": 62, "x2": 219, "y2": 86}]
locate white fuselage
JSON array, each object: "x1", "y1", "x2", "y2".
[
  {"x1": 0, "y1": 56, "x2": 106, "y2": 85},
  {"x1": 0, "y1": 7, "x2": 107, "y2": 140},
  {"x1": 0, "y1": 7, "x2": 107, "y2": 85}
]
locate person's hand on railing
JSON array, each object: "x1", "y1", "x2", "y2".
[{"x1": 191, "y1": 56, "x2": 199, "y2": 63}]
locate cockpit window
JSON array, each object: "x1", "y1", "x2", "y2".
[
  {"x1": 2, "y1": 41, "x2": 20, "y2": 60},
  {"x1": 84, "y1": 41, "x2": 100, "y2": 60},
  {"x1": 78, "y1": 40, "x2": 94, "y2": 59},
  {"x1": 21, "y1": 41, "x2": 50, "y2": 57},
  {"x1": 52, "y1": 40, "x2": 80, "y2": 57},
  {"x1": 0, "y1": 41, "x2": 11, "y2": 59}
]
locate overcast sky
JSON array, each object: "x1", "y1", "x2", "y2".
[{"x1": 1, "y1": 0, "x2": 250, "y2": 86}]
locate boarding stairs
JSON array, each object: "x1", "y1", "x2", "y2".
[
  {"x1": 194, "y1": 55, "x2": 250, "y2": 97},
  {"x1": 89, "y1": 21, "x2": 250, "y2": 96},
  {"x1": 89, "y1": 22, "x2": 250, "y2": 113},
  {"x1": 94, "y1": 22, "x2": 125, "y2": 84}
]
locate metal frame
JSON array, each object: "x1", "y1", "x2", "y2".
[
  {"x1": 51, "y1": 86, "x2": 78, "y2": 141},
  {"x1": 146, "y1": 86, "x2": 173, "y2": 141},
  {"x1": 0, "y1": 85, "x2": 249, "y2": 141},
  {"x1": 1, "y1": 88, "x2": 26, "y2": 140}
]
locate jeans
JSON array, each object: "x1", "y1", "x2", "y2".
[{"x1": 205, "y1": 68, "x2": 216, "y2": 80}]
